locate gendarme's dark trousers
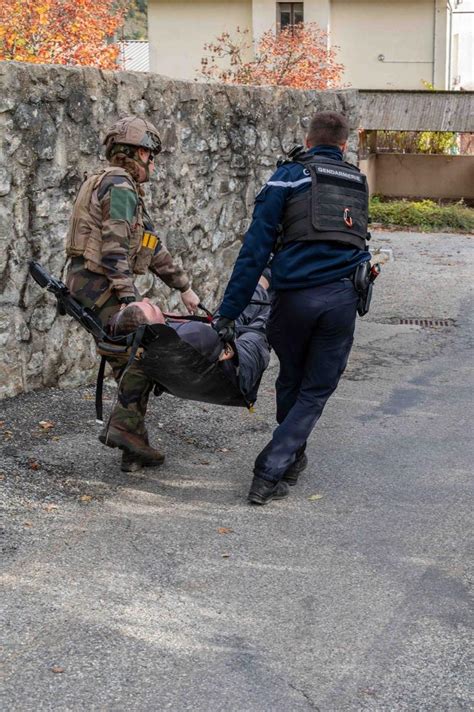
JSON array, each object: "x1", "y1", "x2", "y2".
[{"x1": 254, "y1": 279, "x2": 359, "y2": 482}]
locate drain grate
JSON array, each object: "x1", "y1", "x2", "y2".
[{"x1": 399, "y1": 318, "x2": 454, "y2": 327}]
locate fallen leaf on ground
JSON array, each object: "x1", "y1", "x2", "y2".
[
  {"x1": 217, "y1": 448, "x2": 229, "y2": 453},
  {"x1": 3, "y1": 430, "x2": 13, "y2": 440},
  {"x1": 44, "y1": 504, "x2": 59, "y2": 512},
  {"x1": 200, "y1": 460, "x2": 210, "y2": 465},
  {"x1": 217, "y1": 527, "x2": 234, "y2": 535},
  {"x1": 0, "y1": 473, "x2": 5, "y2": 481},
  {"x1": 28, "y1": 460, "x2": 40, "y2": 470},
  {"x1": 51, "y1": 436, "x2": 60, "y2": 441},
  {"x1": 79, "y1": 495, "x2": 93, "y2": 503},
  {"x1": 39, "y1": 420, "x2": 54, "y2": 430},
  {"x1": 308, "y1": 494, "x2": 324, "y2": 501},
  {"x1": 0, "y1": 420, "x2": 5, "y2": 427},
  {"x1": 23, "y1": 521, "x2": 33, "y2": 527},
  {"x1": 83, "y1": 394, "x2": 94, "y2": 400},
  {"x1": 51, "y1": 666, "x2": 65, "y2": 674},
  {"x1": 221, "y1": 553, "x2": 231, "y2": 558},
  {"x1": 360, "y1": 688, "x2": 377, "y2": 697}
]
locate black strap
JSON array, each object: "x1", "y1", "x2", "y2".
[
  {"x1": 162, "y1": 312, "x2": 211, "y2": 323},
  {"x1": 95, "y1": 356, "x2": 107, "y2": 422},
  {"x1": 198, "y1": 302, "x2": 214, "y2": 319}
]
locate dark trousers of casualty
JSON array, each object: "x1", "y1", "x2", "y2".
[{"x1": 254, "y1": 278, "x2": 359, "y2": 482}]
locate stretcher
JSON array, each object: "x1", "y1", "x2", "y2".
[{"x1": 29, "y1": 262, "x2": 251, "y2": 421}]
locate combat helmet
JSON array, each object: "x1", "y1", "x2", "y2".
[{"x1": 103, "y1": 116, "x2": 162, "y2": 160}]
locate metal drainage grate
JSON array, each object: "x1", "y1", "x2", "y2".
[{"x1": 399, "y1": 318, "x2": 454, "y2": 327}]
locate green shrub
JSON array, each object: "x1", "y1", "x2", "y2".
[
  {"x1": 369, "y1": 198, "x2": 474, "y2": 233},
  {"x1": 374, "y1": 130, "x2": 458, "y2": 155}
]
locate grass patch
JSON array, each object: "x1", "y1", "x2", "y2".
[{"x1": 369, "y1": 197, "x2": 474, "y2": 233}]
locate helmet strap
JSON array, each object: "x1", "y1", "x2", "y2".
[
  {"x1": 108, "y1": 144, "x2": 152, "y2": 181},
  {"x1": 134, "y1": 150, "x2": 153, "y2": 181}
]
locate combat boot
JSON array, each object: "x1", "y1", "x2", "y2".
[
  {"x1": 120, "y1": 432, "x2": 163, "y2": 472},
  {"x1": 282, "y1": 450, "x2": 308, "y2": 486},
  {"x1": 99, "y1": 426, "x2": 165, "y2": 467},
  {"x1": 120, "y1": 451, "x2": 160, "y2": 472},
  {"x1": 247, "y1": 475, "x2": 289, "y2": 505}
]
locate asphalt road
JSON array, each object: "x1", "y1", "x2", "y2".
[{"x1": 1, "y1": 231, "x2": 473, "y2": 711}]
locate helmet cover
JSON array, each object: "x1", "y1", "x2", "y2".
[{"x1": 104, "y1": 116, "x2": 162, "y2": 159}]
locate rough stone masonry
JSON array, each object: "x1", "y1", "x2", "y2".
[{"x1": 0, "y1": 61, "x2": 360, "y2": 399}]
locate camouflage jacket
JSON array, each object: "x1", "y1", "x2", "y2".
[{"x1": 66, "y1": 166, "x2": 189, "y2": 300}]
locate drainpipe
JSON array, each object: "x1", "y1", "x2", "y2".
[
  {"x1": 433, "y1": 0, "x2": 453, "y2": 88},
  {"x1": 432, "y1": 0, "x2": 436, "y2": 86},
  {"x1": 448, "y1": 3, "x2": 453, "y2": 88}
]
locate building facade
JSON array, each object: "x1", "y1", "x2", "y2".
[
  {"x1": 451, "y1": 0, "x2": 474, "y2": 90},
  {"x1": 147, "y1": 0, "x2": 455, "y2": 89}
]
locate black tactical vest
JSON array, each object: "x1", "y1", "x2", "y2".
[{"x1": 280, "y1": 154, "x2": 369, "y2": 251}]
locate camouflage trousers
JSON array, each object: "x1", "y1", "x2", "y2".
[{"x1": 66, "y1": 261, "x2": 153, "y2": 439}]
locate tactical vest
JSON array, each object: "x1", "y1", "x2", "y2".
[
  {"x1": 66, "y1": 167, "x2": 156, "y2": 276},
  {"x1": 280, "y1": 155, "x2": 369, "y2": 251}
]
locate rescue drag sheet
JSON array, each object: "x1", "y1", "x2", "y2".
[{"x1": 1, "y1": 231, "x2": 472, "y2": 711}]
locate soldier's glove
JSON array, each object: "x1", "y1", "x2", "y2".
[
  {"x1": 212, "y1": 316, "x2": 236, "y2": 343},
  {"x1": 118, "y1": 297, "x2": 136, "y2": 305}
]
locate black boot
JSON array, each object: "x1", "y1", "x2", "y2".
[
  {"x1": 247, "y1": 475, "x2": 289, "y2": 505},
  {"x1": 282, "y1": 451, "x2": 308, "y2": 486}
]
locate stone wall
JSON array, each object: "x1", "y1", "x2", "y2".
[{"x1": 0, "y1": 61, "x2": 360, "y2": 399}]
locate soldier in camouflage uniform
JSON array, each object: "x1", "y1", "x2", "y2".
[{"x1": 65, "y1": 116, "x2": 200, "y2": 471}]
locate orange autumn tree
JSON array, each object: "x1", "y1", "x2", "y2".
[
  {"x1": 200, "y1": 23, "x2": 345, "y2": 89},
  {"x1": 0, "y1": 0, "x2": 126, "y2": 69}
]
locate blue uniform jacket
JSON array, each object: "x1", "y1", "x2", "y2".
[{"x1": 219, "y1": 145, "x2": 371, "y2": 320}]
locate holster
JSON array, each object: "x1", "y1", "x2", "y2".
[
  {"x1": 352, "y1": 261, "x2": 373, "y2": 317},
  {"x1": 356, "y1": 281, "x2": 373, "y2": 317}
]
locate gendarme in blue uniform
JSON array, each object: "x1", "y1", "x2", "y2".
[
  {"x1": 219, "y1": 145, "x2": 370, "y2": 320},
  {"x1": 219, "y1": 143, "x2": 372, "y2": 490}
]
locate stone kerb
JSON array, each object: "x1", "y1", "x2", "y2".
[{"x1": 0, "y1": 61, "x2": 359, "y2": 399}]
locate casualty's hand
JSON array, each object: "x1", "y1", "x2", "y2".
[
  {"x1": 218, "y1": 343, "x2": 235, "y2": 361},
  {"x1": 181, "y1": 288, "x2": 200, "y2": 314},
  {"x1": 212, "y1": 316, "x2": 236, "y2": 343}
]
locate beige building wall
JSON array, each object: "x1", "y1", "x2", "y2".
[
  {"x1": 148, "y1": 0, "x2": 451, "y2": 89},
  {"x1": 360, "y1": 154, "x2": 474, "y2": 200},
  {"x1": 331, "y1": 0, "x2": 444, "y2": 89},
  {"x1": 148, "y1": 0, "x2": 253, "y2": 79}
]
